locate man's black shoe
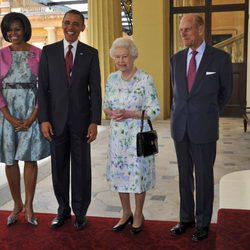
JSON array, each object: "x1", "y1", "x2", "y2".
[
  {"x1": 51, "y1": 214, "x2": 71, "y2": 229},
  {"x1": 192, "y1": 227, "x2": 209, "y2": 241},
  {"x1": 74, "y1": 215, "x2": 87, "y2": 230},
  {"x1": 170, "y1": 222, "x2": 195, "y2": 236}
]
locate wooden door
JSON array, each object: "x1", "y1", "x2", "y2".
[{"x1": 170, "y1": 0, "x2": 248, "y2": 117}]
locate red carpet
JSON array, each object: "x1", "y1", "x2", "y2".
[
  {"x1": 216, "y1": 209, "x2": 250, "y2": 250},
  {"x1": 0, "y1": 210, "x2": 216, "y2": 250}
]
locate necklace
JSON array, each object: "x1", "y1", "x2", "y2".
[{"x1": 121, "y1": 67, "x2": 137, "y2": 81}]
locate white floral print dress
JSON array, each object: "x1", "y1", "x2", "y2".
[{"x1": 104, "y1": 69, "x2": 160, "y2": 193}]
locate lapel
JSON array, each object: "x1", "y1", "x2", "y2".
[
  {"x1": 70, "y1": 42, "x2": 86, "y2": 84},
  {"x1": 56, "y1": 41, "x2": 69, "y2": 85},
  {"x1": 188, "y1": 44, "x2": 214, "y2": 96},
  {"x1": 178, "y1": 48, "x2": 189, "y2": 97},
  {"x1": 58, "y1": 40, "x2": 66, "y2": 63}
]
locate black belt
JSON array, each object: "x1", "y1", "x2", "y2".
[{"x1": 2, "y1": 82, "x2": 37, "y2": 89}]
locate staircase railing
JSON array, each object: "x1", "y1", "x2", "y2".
[
  {"x1": 121, "y1": 0, "x2": 133, "y2": 36},
  {"x1": 214, "y1": 33, "x2": 244, "y2": 63}
]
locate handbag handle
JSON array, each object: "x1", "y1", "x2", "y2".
[{"x1": 140, "y1": 110, "x2": 154, "y2": 132}]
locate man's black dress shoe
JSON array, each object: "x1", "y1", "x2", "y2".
[
  {"x1": 112, "y1": 214, "x2": 133, "y2": 232},
  {"x1": 192, "y1": 227, "x2": 209, "y2": 241},
  {"x1": 170, "y1": 222, "x2": 195, "y2": 236},
  {"x1": 51, "y1": 214, "x2": 71, "y2": 229},
  {"x1": 74, "y1": 215, "x2": 87, "y2": 230}
]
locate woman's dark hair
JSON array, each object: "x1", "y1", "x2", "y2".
[{"x1": 1, "y1": 12, "x2": 32, "y2": 42}]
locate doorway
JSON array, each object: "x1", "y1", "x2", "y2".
[{"x1": 170, "y1": 0, "x2": 248, "y2": 117}]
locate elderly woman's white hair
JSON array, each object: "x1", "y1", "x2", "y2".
[{"x1": 110, "y1": 37, "x2": 138, "y2": 59}]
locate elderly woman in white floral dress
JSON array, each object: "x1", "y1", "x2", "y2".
[{"x1": 104, "y1": 37, "x2": 160, "y2": 234}]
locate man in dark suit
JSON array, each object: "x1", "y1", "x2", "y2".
[
  {"x1": 38, "y1": 10, "x2": 102, "y2": 230},
  {"x1": 169, "y1": 14, "x2": 233, "y2": 241}
]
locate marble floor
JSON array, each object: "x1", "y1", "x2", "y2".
[{"x1": 0, "y1": 118, "x2": 250, "y2": 223}]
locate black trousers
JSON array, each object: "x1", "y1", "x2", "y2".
[
  {"x1": 174, "y1": 135, "x2": 216, "y2": 228},
  {"x1": 50, "y1": 123, "x2": 91, "y2": 217}
]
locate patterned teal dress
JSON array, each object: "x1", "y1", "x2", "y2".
[
  {"x1": 104, "y1": 69, "x2": 160, "y2": 193},
  {"x1": 0, "y1": 51, "x2": 50, "y2": 165}
]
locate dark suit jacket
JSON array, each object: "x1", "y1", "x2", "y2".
[
  {"x1": 170, "y1": 44, "x2": 233, "y2": 144},
  {"x1": 38, "y1": 40, "x2": 102, "y2": 136}
]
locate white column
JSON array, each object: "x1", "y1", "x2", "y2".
[
  {"x1": 44, "y1": 27, "x2": 56, "y2": 45},
  {"x1": 79, "y1": 20, "x2": 88, "y2": 44}
]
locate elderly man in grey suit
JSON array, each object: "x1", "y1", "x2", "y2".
[
  {"x1": 169, "y1": 14, "x2": 233, "y2": 241},
  {"x1": 38, "y1": 10, "x2": 101, "y2": 230}
]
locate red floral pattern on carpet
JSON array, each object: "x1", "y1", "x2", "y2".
[
  {"x1": 216, "y1": 208, "x2": 250, "y2": 250},
  {"x1": 0, "y1": 211, "x2": 216, "y2": 250}
]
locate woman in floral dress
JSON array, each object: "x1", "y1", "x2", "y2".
[
  {"x1": 104, "y1": 37, "x2": 160, "y2": 234},
  {"x1": 0, "y1": 12, "x2": 50, "y2": 226}
]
